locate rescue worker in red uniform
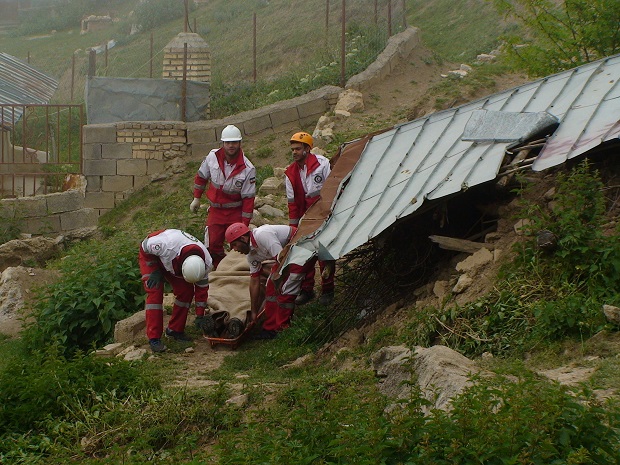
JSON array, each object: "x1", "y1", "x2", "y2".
[
  {"x1": 285, "y1": 131, "x2": 335, "y2": 306},
  {"x1": 139, "y1": 229, "x2": 213, "y2": 353},
  {"x1": 190, "y1": 124, "x2": 256, "y2": 270},
  {"x1": 225, "y1": 223, "x2": 309, "y2": 339}
]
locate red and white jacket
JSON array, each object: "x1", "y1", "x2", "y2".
[
  {"x1": 193, "y1": 148, "x2": 256, "y2": 225},
  {"x1": 140, "y1": 229, "x2": 212, "y2": 279},
  {"x1": 284, "y1": 152, "x2": 331, "y2": 226},
  {"x1": 246, "y1": 225, "x2": 296, "y2": 277}
]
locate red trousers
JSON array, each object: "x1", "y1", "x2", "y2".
[
  {"x1": 206, "y1": 207, "x2": 246, "y2": 270},
  {"x1": 301, "y1": 258, "x2": 335, "y2": 294},
  {"x1": 142, "y1": 270, "x2": 208, "y2": 340},
  {"x1": 262, "y1": 261, "x2": 309, "y2": 332}
]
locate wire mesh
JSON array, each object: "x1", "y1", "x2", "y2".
[
  {"x1": 0, "y1": 104, "x2": 83, "y2": 198},
  {"x1": 303, "y1": 213, "x2": 440, "y2": 347},
  {"x1": 43, "y1": 0, "x2": 407, "y2": 117}
]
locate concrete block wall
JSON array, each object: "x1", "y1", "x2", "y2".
[
  {"x1": 346, "y1": 27, "x2": 420, "y2": 92},
  {"x1": 81, "y1": 26, "x2": 421, "y2": 217},
  {"x1": 0, "y1": 188, "x2": 97, "y2": 236},
  {"x1": 82, "y1": 122, "x2": 188, "y2": 215},
  {"x1": 185, "y1": 85, "x2": 343, "y2": 153}
]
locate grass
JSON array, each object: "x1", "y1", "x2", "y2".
[
  {"x1": 0, "y1": 0, "x2": 506, "y2": 118},
  {"x1": 2, "y1": 0, "x2": 620, "y2": 462},
  {"x1": 408, "y1": 0, "x2": 510, "y2": 62}
]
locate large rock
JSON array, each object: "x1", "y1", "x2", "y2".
[
  {"x1": 371, "y1": 345, "x2": 481, "y2": 413},
  {"x1": 0, "y1": 266, "x2": 59, "y2": 337},
  {"x1": 334, "y1": 89, "x2": 364, "y2": 114},
  {"x1": 114, "y1": 310, "x2": 146, "y2": 343},
  {"x1": 258, "y1": 204, "x2": 285, "y2": 218},
  {"x1": 0, "y1": 236, "x2": 64, "y2": 273},
  {"x1": 258, "y1": 176, "x2": 285, "y2": 195}
]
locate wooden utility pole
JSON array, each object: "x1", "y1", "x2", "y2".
[{"x1": 184, "y1": 0, "x2": 189, "y2": 32}]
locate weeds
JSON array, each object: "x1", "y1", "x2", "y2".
[
  {"x1": 21, "y1": 233, "x2": 144, "y2": 355},
  {"x1": 405, "y1": 161, "x2": 620, "y2": 358}
]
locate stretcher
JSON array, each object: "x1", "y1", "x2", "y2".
[{"x1": 203, "y1": 308, "x2": 265, "y2": 349}]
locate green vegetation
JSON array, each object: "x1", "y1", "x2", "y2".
[
  {"x1": 1, "y1": 0, "x2": 620, "y2": 463},
  {"x1": 13, "y1": 0, "x2": 126, "y2": 37},
  {"x1": 21, "y1": 233, "x2": 145, "y2": 355},
  {"x1": 491, "y1": 0, "x2": 620, "y2": 76},
  {"x1": 405, "y1": 162, "x2": 620, "y2": 357},
  {"x1": 2, "y1": 0, "x2": 405, "y2": 118},
  {"x1": 409, "y1": 0, "x2": 508, "y2": 62},
  {"x1": 134, "y1": 0, "x2": 194, "y2": 31},
  {"x1": 8, "y1": 161, "x2": 615, "y2": 463}
]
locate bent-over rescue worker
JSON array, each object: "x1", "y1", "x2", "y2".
[
  {"x1": 139, "y1": 229, "x2": 213, "y2": 353},
  {"x1": 285, "y1": 131, "x2": 335, "y2": 306},
  {"x1": 190, "y1": 124, "x2": 256, "y2": 270},
  {"x1": 225, "y1": 222, "x2": 309, "y2": 340}
]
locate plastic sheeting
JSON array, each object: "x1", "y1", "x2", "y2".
[{"x1": 85, "y1": 76, "x2": 210, "y2": 124}]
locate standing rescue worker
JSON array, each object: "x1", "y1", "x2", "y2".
[
  {"x1": 285, "y1": 131, "x2": 335, "y2": 306},
  {"x1": 190, "y1": 124, "x2": 256, "y2": 270},
  {"x1": 225, "y1": 222, "x2": 308, "y2": 339},
  {"x1": 139, "y1": 229, "x2": 213, "y2": 353}
]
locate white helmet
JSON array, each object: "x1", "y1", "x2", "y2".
[
  {"x1": 182, "y1": 255, "x2": 206, "y2": 283},
  {"x1": 221, "y1": 124, "x2": 242, "y2": 142}
]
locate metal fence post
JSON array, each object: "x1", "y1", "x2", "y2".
[
  {"x1": 70, "y1": 53, "x2": 75, "y2": 102},
  {"x1": 340, "y1": 0, "x2": 346, "y2": 88},
  {"x1": 253, "y1": 12, "x2": 257, "y2": 83},
  {"x1": 388, "y1": 0, "x2": 392, "y2": 36},
  {"x1": 88, "y1": 49, "x2": 96, "y2": 77}
]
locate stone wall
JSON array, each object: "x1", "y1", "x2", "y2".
[
  {"x1": 80, "y1": 26, "x2": 420, "y2": 217},
  {"x1": 0, "y1": 188, "x2": 97, "y2": 235}
]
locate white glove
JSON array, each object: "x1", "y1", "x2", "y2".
[{"x1": 189, "y1": 198, "x2": 201, "y2": 213}]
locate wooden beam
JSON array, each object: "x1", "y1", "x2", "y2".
[{"x1": 429, "y1": 235, "x2": 494, "y2": 253}]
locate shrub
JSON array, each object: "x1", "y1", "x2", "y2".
[
  {"x1": 255, "y1": 164, "x2": 274, "y2": 190},
  {"x1": 22, "y1": 233, "x2": 144, "y2": 355}
]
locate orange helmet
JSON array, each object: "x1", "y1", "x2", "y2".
[
  {"x1": 225, "y1": 223, "x2": 250, "y2": 243},
  {"x1": 290, "y1": 131, "x2": 313, "y2": 149}
]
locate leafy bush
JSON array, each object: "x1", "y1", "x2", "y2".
[
  {"x1": 0, "y1": 214, "x2": 21, "y2": 246},
  {"x1": 492, "y1": 0, "x2": 620, "y2": 76},
  {"x1": 22, "y1": 233, "x2": 145, "y2": 355},
  {"x1": 254, "y1": 164, "x2": 274, "y2": 190}
]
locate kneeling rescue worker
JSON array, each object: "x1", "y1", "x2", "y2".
[
  {"x1": 139, "y1": 229, "x2": 213, "y2": 353},
  {"x1": 225, "y1": 222, "x2": 309, "y2": 339}
]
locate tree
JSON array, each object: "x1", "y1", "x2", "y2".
[{"x1": 491, "y1": 0, "x2": 620, "y2": 76}]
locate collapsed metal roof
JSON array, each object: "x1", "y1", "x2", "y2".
[
  {"x1": 0, "y1": 52, "x2": 58, "y2": 128},
  {"x1": 283, "y1": 53, "x2": 620, "y2": 269}
]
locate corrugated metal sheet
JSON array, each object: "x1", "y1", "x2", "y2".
[
  {"x1": 0, "y1": 52, "x2": 58, "y2": 127},
  {"x1": 284, "y1": 53, "x2": 620, "y2": 269}
]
